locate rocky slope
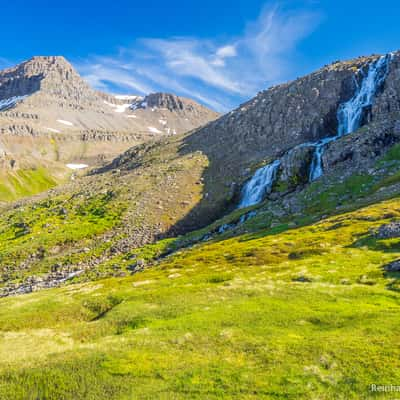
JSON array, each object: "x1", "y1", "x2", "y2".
[
  {"x1": 0, "y1": 56, "x2": 218, "y2": 174},
  {"x1": 102, "y1": 52, "x2": 400, "y2": 228},
  {"x1": 1, "y1": 51, "x2": 400, "y2": 294}
]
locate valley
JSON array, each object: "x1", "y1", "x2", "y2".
[{"x1": 0, "y1": 48, "x2": 400, "y2": 399}]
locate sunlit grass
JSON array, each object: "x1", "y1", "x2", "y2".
[{"x1": 0, "y1": 196, "x2": 400, "y2": 398}]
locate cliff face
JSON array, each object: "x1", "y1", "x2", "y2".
[
  {"x1": 184, "y1": 57, "x2": 378, "y2": 165},
  {"x1": 0, "y1": 56, "x2": 97, "y2": 104}
]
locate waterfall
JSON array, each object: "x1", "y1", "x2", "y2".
[
  {"x1": 309, "y1": 137, "x2": 336, "y2": 181},
  {"x1": 239, "y1": 160, "x2": 281, "y2": 208},
  {"x1": 238, "y1": 53, "x2": 392, "y2": 207},
  {"x1": 309, "y1": 54, "x2": 392, "y2": 181},
  {"x1": 337, "y1": 55, "x2": 391, "y2": 136}
]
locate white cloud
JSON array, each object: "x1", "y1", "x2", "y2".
[
  {"x1": 78, "y1": 61, "x2": 155, "y2": 94},
  {"x1": 74, "y1": 4, "x2": 321, "y2": 111},
  {"x1": 216, "y1": 45, "x2": 237, "y2": 58},
  {"x1": 140, "y1": 38, "x2": 246, "y2": 94},
  {"x1": 211, "y1": 45, "x2": 237, "y2": 67}
]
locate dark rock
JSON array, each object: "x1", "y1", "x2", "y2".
[
  {"x1": 324, "y1": 118, "x2": 400, "y2": 177},
  {"x1": 292, "y1": 276, "x2": 313, "y2": 283},
  {"x1": 58, "y1": 207, "x2": 68, "y2": 216},
  {"x1": 383, "y1": 260, "x2": 400, "y2": 272},
  {"x1": 127, "y1": 259, "x2": 146, "y2": 273},
  {"x1": 377, "y1": 221, "x2": 400, "y2": 239},
  {"x1": 278, "y1": 145, "x2": 315, "y2": 190}
]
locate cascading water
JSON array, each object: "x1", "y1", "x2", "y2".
[
  {"x1": 337, "y1": 55, "x2": 391, "y2": 136},
  {"x1": 239, "y1": 160, "x2": 281, "y2": 208},
  {"x1": 238, "y1": 53, "x2": 392, "y2": 208},
  {"x1": 309, "y1": 54, "x2": 392, "y2": 181},
  {"x1": 308, "y1": 137, "x2": 336, "y2": 181}
]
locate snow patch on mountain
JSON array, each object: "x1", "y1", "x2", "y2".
[
  {"x1": 66, "y1": 163, "x2": 88, "y2": 170},
  {"x1": 148, "y1": 126, "x2": 162, "y2": 134},
  {"x1": 45, "y1": 127, "x2": 61, "y2": 133},
  {"x1": 103, "y1": 100, "x2": 132, "y2": 113},
  {"x1": 114, "y1": 95, "x2": 142, "y2": 101},
  {"x1": 131, "y1": 100, "x2": 148, "y2": 110},
  {"x1": 57, "y1": 119, "x2": 74, "y2": 126}
]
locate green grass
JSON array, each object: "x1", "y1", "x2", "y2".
[
  {"x1": 0, "y1": 191, "x2": 127, "y2": 282},
  {"x1": 0, "y1": 168, "x2": 61, "y2": 202},
  {"x1": 2, "y1": 135, "x2": 400, "y2": 398},
  {"x1": 300, "y1": 174, "x2": 375, "y2": 215},
  {"x1": 378, "y1": 143, "x2": 400, "y2": 164},
  {"x1": 0, "y1": 196, "x2": 400, "y2": 399}
]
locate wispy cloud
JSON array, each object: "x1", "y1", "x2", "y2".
[
  {"x1": 0, "y1": 57, "x2": 13, "y2": 70},
  {"x1": 74, "y1": 4, "x2": 321, "y2": 112}
]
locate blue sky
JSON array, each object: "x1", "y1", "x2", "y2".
[{"x1": 1, "y1": 1, "x2": 399, "y2": 111}]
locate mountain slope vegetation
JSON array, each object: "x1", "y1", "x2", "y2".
[{"x1": 1, "y1": 51, "x2": 400, "y2": 399}]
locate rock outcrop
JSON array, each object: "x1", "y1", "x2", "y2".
[
  {"x1": 278, "y1": 146, "x2": 315, "y2": 191},
  {"x1": 323, "y1": 117, "x2": 400, "y2": 177},
  {"x1": 383, "y1": 260, "x2": 400, "y2": 272},
  {"x1": 377, "y1": 221, "x2": 400, "y2": 239}
]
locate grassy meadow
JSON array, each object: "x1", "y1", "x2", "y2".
[{"x1": 0, "y1": 196, "x2": 399, "y2": 399}]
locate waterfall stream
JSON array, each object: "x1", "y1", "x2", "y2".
[
  {"x1": 239, "y1": 160, "x2": 281, "y2": 208},
  {"x1": 239, "y1": 54, "x2": 392, "y2": 208},
  {"x1": 308, "y1": 137, "x2": 336, "y2": 181},
  {"x1": 309, "y1": 54, "x2": 392, "y2": 181}
]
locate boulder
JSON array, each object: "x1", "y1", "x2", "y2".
[
  {"x1": 383, "y1": 260, "x2": 400, "y2": 272},
  {"x1": 377, "y1": 221, "x2": 400, "y2": 239}
]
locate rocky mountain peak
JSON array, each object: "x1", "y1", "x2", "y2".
[
  {"x1": 0, "y1": 55, "x2": 219, "y2": 170},
  {"x1": 144, "y1": 93, "x2": 187, "y2": 111},
  {"x1": 131, "y1": 92, "x2": 213, "y2": 114},
  {"x1": 0, "y1": 56, "x2": 90, "y2": 101},
  {"x1": 18, "y1": 55, "x2": 74, "y2": 76}
]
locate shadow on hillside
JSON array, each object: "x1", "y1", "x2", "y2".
[
  {"x1": 162, "y1": 116, "x2": 337, "y2": 238},
  {"x1": 383, "y1": 268, "x2": 400, "y2": 292},
  {"x1": 161, "y1": 78, "x2": 356, "y2": 238},
  {"x1": 349, "y1": 234, "x2": 400, "y2": 253},
  {"x1": 161, "y1": 128, "x2": 244, "y2": 237}
]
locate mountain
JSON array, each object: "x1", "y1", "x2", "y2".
[
  {"x1": 99, "y1": 52, "x2": 400, "y2": 230},
  {"x1": 1, "y1": 50, "x2": 400, "y2": 398},
  {"x1": 0, "y1": 56, "x2": 218, "y2": 201},
  {"x1": 1, "y1": 50, "x2": 400, "y2": 292}
]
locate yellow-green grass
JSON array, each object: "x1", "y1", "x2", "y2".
[
  {"x1": 0, "y1": 191, "x2": 127, "y2": 281},
  {"x1": 0, "y1": 196, "x2": 400, "y2": 399},
  {"x1": 0, "y1": 168, "x2": 62, "y2": 202}
]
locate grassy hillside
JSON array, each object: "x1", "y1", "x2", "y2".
[
  {"x1": 0, "y1": 133, "x2": 399, "y2": 291},
  {"x1": 0, "y1": 195, "x2": 399, "y2": 399},
  {"x1": 0, "y1": 166, "x2": 67, "y2": 203}
]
